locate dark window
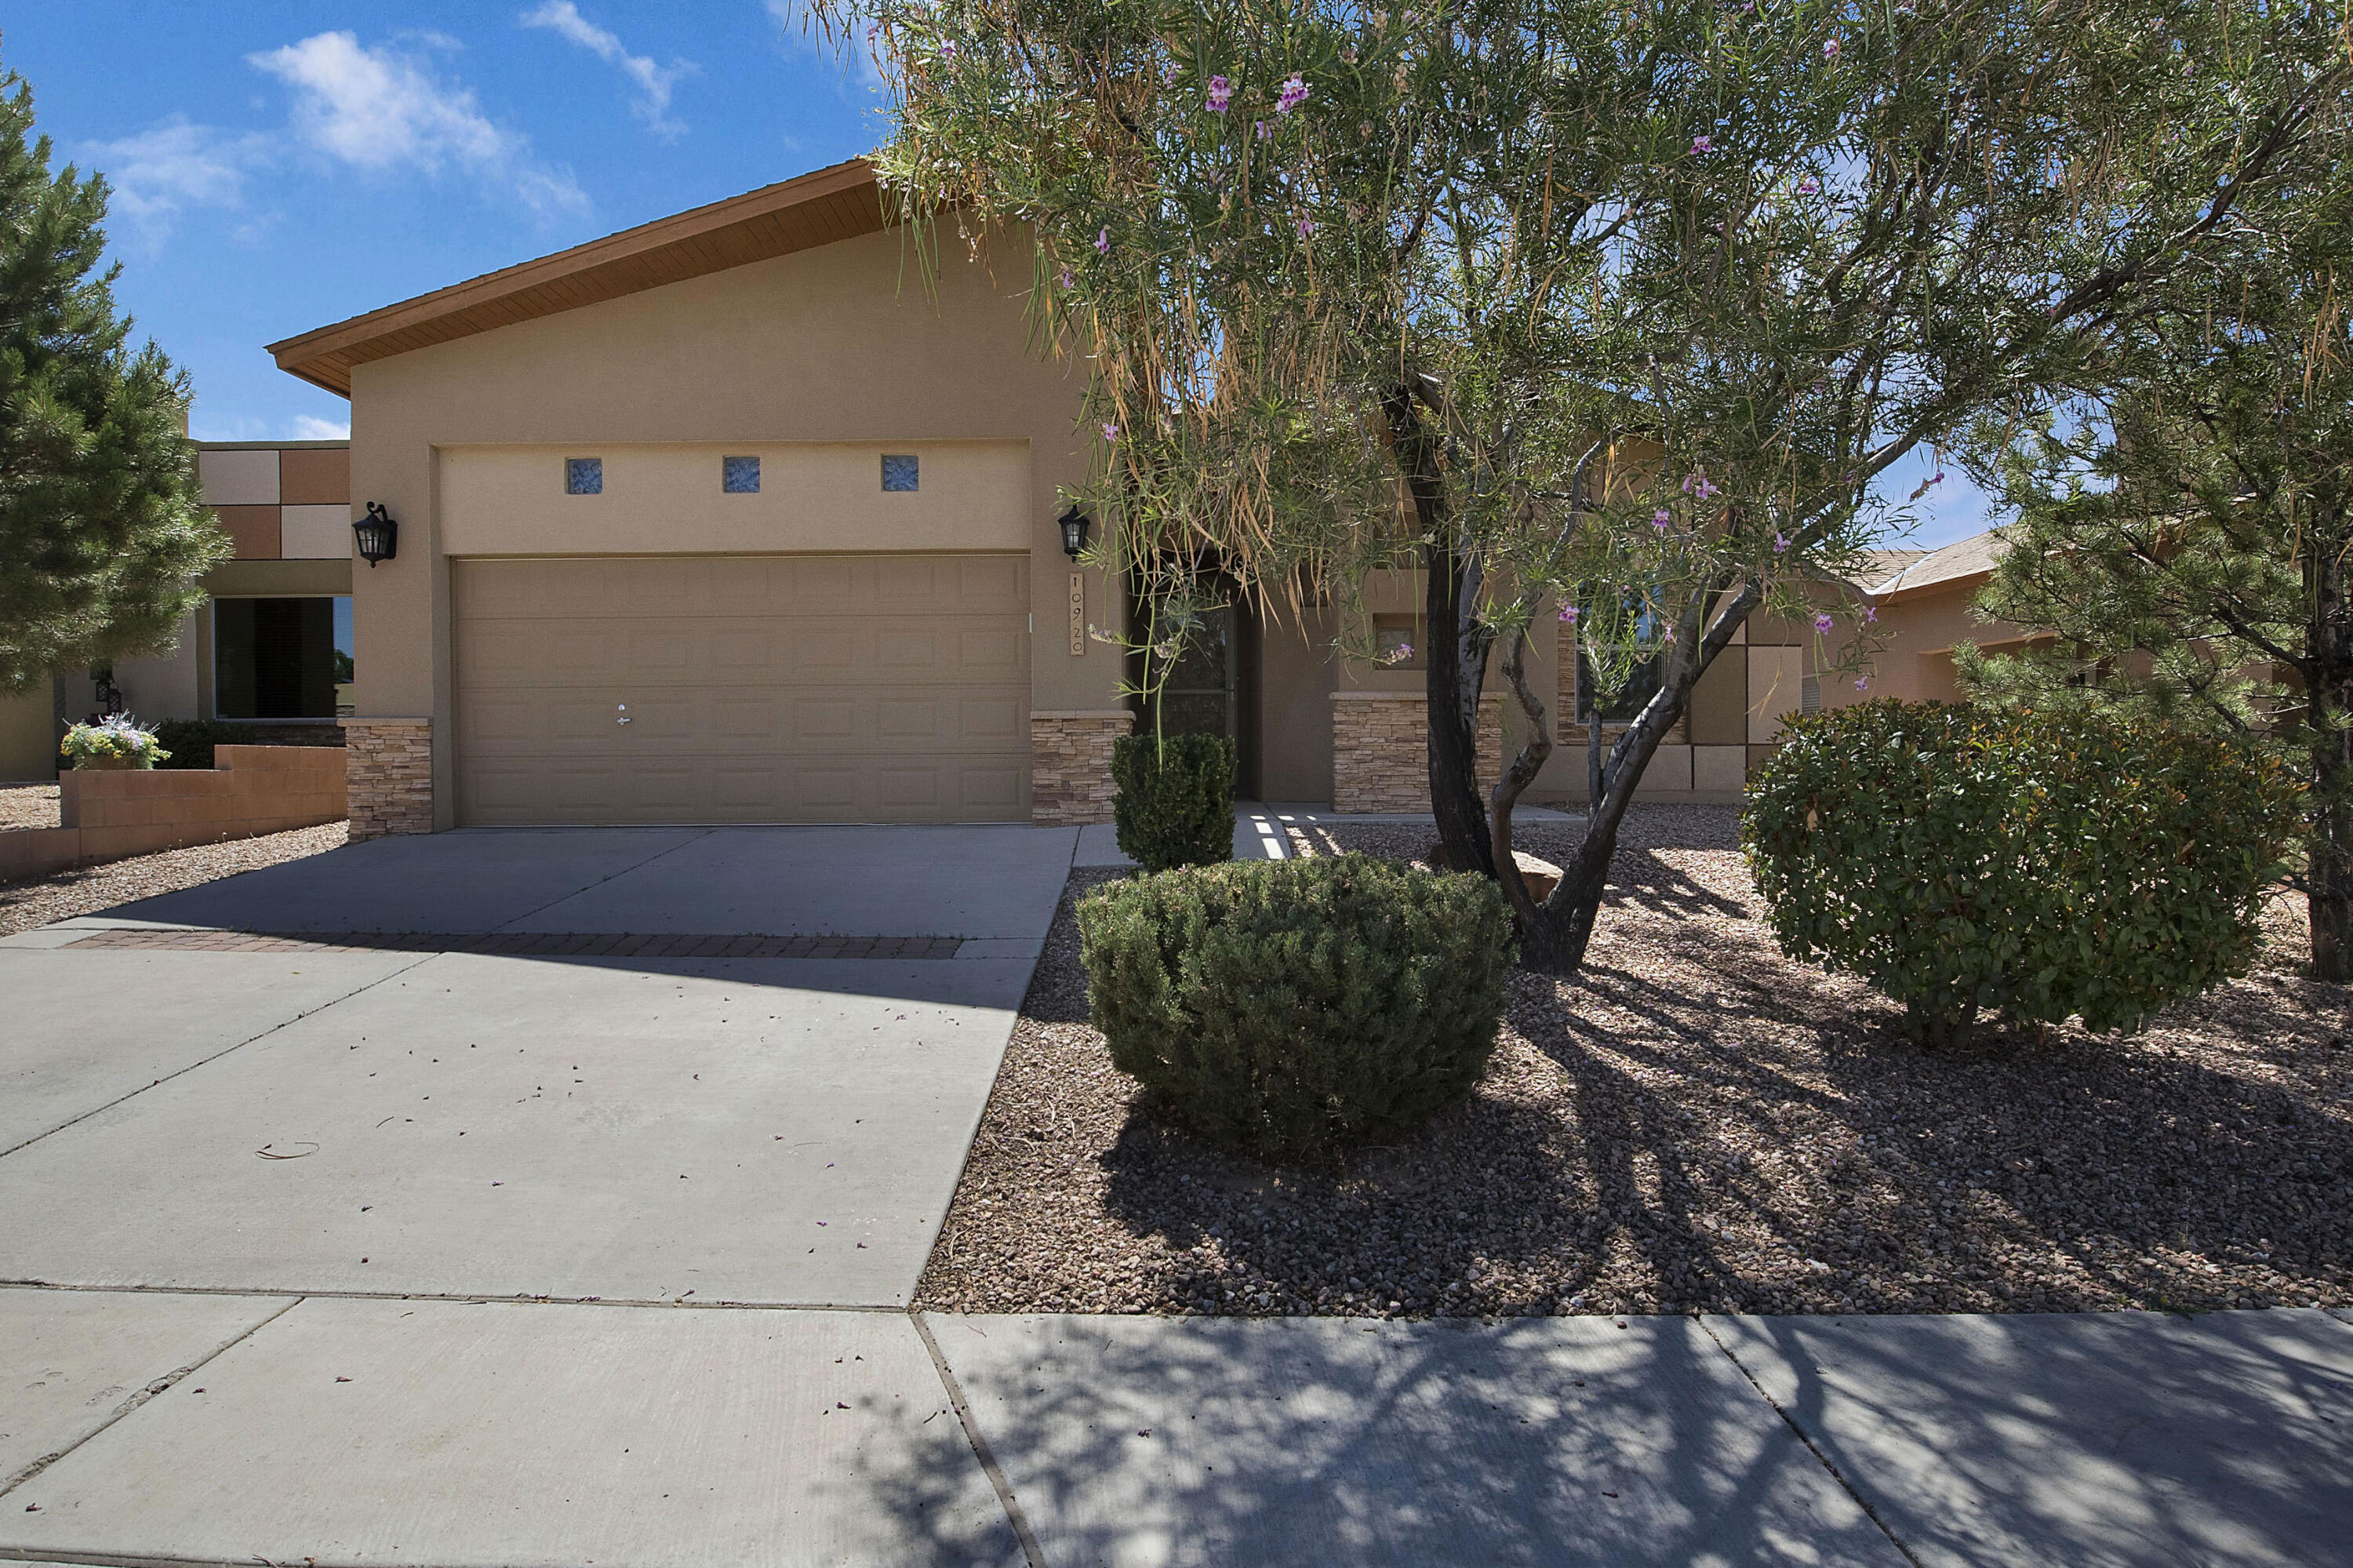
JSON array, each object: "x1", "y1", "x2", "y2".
[
  {"x1": 1576, "y1": 650, "x2": 1663, "y2": 724},
  {"x1": 215, "y1": 596, "x2": 349, "y2": 720},
  {"x1": 722, "y1": 455, "x2": 761, "y2": 493},
  {"x1": 566, "y1": 457, "x2": 602, "y2": 495},
  {"x1": 1373, "y1": 613, "x2": 1424, "y2": 671},
  {"x1": 881, "y1": 454, "x2": 919, "y2": 492}
]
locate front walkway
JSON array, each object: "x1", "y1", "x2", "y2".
[{"x1": 1, "y1": 822, "x2": 2345, "y2": 1565}]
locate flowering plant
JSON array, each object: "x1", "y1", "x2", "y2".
[
  {"x1": 60, "y1": 715, "x2": 171, "y2": 769},
  {"x1": 811, "y1": 0, "x2": 2340, "y2": 970}
]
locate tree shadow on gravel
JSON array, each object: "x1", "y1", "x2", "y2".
[
  {"x1": 1548, "y1": 922, "x2": 2353, "y2": 1313},
  {"x1": 863, "y1": 1312, "x2": 1899, "y2": 1568}
]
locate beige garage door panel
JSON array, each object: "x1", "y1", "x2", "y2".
[{"x1": 454, "y1": 555, "x2": 1031, "y2": 824}]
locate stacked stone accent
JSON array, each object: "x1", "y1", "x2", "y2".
[
  {"x1": 1031, "y1": 710, "x2": 1133, "y2": 826},
  {"x1": 1331, "y1": 693, "x2": 1504, "y2": 813},
  {"x1": 341, "y1": 718, "x2": 434, "y2": 840}
]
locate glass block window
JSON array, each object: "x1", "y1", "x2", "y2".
[
  {"x1": 722, "y1": 456, "x2": 761, "y2": 493},
  {"x1": 566, "y1": 457, "x2": 602, "y2": 495},
  {"x1": 881, "y1": 454, "x2": 920, "y2": 492}
]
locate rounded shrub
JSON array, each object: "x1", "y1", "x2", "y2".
[
  {"x1": 1077, "y1": 854, "x2": 1514, "y2": 1164},
  {"x1": 1744, "y1": 700, "x2": 2300, "y2": 1046},
  {"x1": 1112, "y1": 731, "x2": 1235, "y2": 872}
]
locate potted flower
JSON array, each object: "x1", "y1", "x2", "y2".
[{"x1": 60, "y1": 715, "x2": 172, "y2": 771}]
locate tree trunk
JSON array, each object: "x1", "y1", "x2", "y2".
[
  {"x1": 1379, "y1": 380, "x2": 1494, "y2": 876},
  {"x1": 2309, "y1": 552, "x2": 2353, "y2": 981},
  {"x1": 1518, "y1": 582, "x2": 1763, "y2": 973},
  {"x1": 1426, "y1": 540, "x2": 1497, "y2": 877}
]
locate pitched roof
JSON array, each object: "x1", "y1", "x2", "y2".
[
  {"x1": 267, "y1": 158, "x2": 885, "y2": 397},
  {"x1": 1868, "y1": 529, "x2": 2009, "y2": 599}
]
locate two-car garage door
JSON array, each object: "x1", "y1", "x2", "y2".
[{"x1": 453, "y1": 555, "x2": 1030, "y2": 824}]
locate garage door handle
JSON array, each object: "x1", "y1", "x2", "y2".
[{"x1": 616, "y1": 703, "x2": 631, "y2": 726}]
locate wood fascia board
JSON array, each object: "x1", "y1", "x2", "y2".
[{"x1": 267, "y1": 159, "x2": 885, "y2": 396}]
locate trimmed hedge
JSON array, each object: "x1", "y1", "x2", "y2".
[
  {"x1": 1078, "y1": 854, "x2": 1513, "y2": 1163},
  {"x1": 1112, "y1": 731, "x2": 1235, "y2": 872},
  {"x1": 1744, "y1": 700, "x2": 2300, "y2": 1046},
  {"x1": 151, "y1": 719, "x2": 344, "y2": 769}
]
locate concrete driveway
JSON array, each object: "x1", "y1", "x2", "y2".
[{"x1": 0, "y1": 826, "x2": 1075, "y2": 1309}]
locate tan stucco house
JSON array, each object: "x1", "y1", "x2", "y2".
[
  {"x1": 242, "y1": 158, "x2": 1998, "y2": 835},
  {"x1": 0, "y1": 438, "x2": 355, "y2": 783}
]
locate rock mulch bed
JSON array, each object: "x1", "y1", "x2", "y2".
[
  {"x1": 0, "y1": 821, "x2": 347, "y2": 935},
  {"x1": 0, "y1": 783, "x2": 60, "y2": 831},
  {"x1": 915, "y1": 806, "x2": 2353, "y2": 1319}
]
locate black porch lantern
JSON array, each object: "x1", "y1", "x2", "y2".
[
  {"x1": 353, "y1": 501, "x2": 398, "y2": 566},
  {"x1": 1056, "y1": 504, "x2": 1092, "y2": 560}
]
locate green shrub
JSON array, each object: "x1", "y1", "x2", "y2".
[
  {"x1": 152, "y1": 719, "x2": 241, "y2": 769},
  {"x1": 1112, "y1": 731, "x2": 1235, "y2": 872},
  {"x1": 1744, "y1": 700, "x2": 2300, "y2": 1046},
  {"x1": 1078, "y1": 854, "x2": 1514, "y2": 1163}
]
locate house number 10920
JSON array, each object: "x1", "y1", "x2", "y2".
[{"x1": 1068, "y1": 573, "x2": 1085, "y2": 657}]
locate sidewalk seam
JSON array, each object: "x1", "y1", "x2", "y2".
[
  {"x1": 911, "y1": 1311, "x2": 1049, "y2": 1568},
  {"x1": 0, "y1": 1296, "x2": 304, "y2": 1500},
  {"x1": 0, "y1": 952, "x2": 438, "y2": 1162},
  {"x1": 1695, "y1": 1315, "x2": 1926, "y2": 1568}
]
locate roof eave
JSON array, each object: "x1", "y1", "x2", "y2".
[{"x1": 267, "y1": 158, "x2": 886, "y2": 398}]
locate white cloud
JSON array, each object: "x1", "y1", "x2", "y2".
[
  {"x1": 86, "y1": 118, "x2": 270, "y2": 238},
  {"x1": 289, "y1": 415, "x2": 351, "y2": 439},
  {"x1": 249, "y1": 31, "x2": 587, "y2": 216},
  {"x1": 522, "y1": 3, "x2": 695, "y2": 138}
]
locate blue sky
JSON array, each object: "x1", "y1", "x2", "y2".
[{"x1": 13, "y1": 2, "x2": 1991, "y2": 549}]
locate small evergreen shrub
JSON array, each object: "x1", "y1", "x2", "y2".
[
  {"x1": 1744, "y1": 700, "x2": 2300, "y2": 1046},
  {"x1": 1112, "y1": 731, "x2": 1235, "y2": 872},
  {"x1": 1078, "y1": 854, "x2": 1514, "y2": 1163}
]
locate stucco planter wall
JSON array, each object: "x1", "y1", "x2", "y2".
[{"x1": 0, "y1": 745, "x2": 350, "y2": 882}]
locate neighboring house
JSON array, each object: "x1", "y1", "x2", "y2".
[
  {"x1": 0, "y1": 439, "x2": 355, "y2": 782},
  {"x1": 1823, "y1": 529, "x2": 2047, "y2": 710},
  {"x1": 256, "y1": 157, "x2": 1869, "y2": 836}
]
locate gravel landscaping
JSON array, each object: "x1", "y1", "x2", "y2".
[
  {"x1": 0, "y1": 820, "x2": 347, "y2": 934},
  {"x1": 917, "y1": 805, "x2": 2353, "y2": 1319},
  {"x1": 0, "y1": 783, "x2": 60, "y2": 831}
]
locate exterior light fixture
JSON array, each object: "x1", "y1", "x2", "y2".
[
  {"x1": 353, "y1": 501, "x2": 398, "y2": 566},
  {"x1": 1057, "y1": 504, "x2": 1092, "y2": 560}
]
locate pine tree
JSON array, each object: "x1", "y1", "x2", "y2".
[
  {"x1": 1963, "y1": 153, "x2": 2353, "y2": 979},
  {"x1": 0, "y1": 56, "x2": 226, "y2": 694}
]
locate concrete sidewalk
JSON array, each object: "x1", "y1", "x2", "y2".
[{"x1": 3, "y1": 1296, "x2": 2346, "y2": 1566}]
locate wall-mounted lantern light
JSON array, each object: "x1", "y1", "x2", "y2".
[
  {"x1": 353, "y1": 502, "x2": 398, "y2": 566},
  {"x1": 1057, "y1": 504, "x2": 1092, "y2": 561}
]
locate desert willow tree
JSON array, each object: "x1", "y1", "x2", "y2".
[
  {"x1": 1961, "y1": 146, "x2": 2353, "y2": 977},
  {"x1": 811, "y1": 0, "x2": 2347, "y2": 970}
]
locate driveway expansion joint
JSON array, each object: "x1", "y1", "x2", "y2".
[
  {"x1": 0, "y1": 1296, "x2": 303, "y2": 1500},
  {"x1": 62, "y1": 930, "x2": 971, "y2": 959}
]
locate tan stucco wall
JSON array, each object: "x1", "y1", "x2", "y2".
[
  {"x1": 1821, "y1": 579, "x2": 2041, "y2": 709},
  {"x1": 0, "y1": 686, "x2": 55, "y2": 780},
  {"x1": 438, "y1": 441, "x2": 1031, "y2": 556},
  {"x1": 342, "y1": 223, "x2": 1107, "y2": 828}
]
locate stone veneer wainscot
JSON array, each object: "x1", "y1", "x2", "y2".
[
  {"x1": 341, "y1": 718, "x2": 434, "y2": 840},
  {"x1": 1030, "y1": 710, "x2": 1133, "y2": 826},
  {"x1": 1330, "y1": 692, "x2": 1504, "y2": 813}
]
